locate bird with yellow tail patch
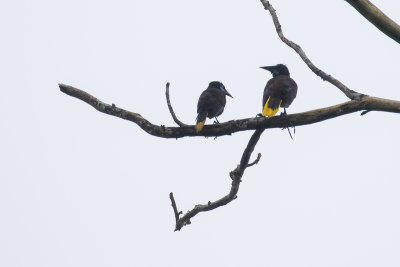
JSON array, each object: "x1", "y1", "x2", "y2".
[
  {"x1": 195, "y1": 81, "x2": 233, "y2": 132},
  {"x1": 260, "y1": 64, "x2": 297, "y2": 117}
]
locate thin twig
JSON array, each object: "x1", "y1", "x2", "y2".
[
  {"x1": 165, "y1": 82, "x2": 188, "y2": 127},
  {"x1": 169, "y1": 192, "x2": 182, "y2": 224},
  {"x1": 260, "y1": 0, "x2": 365, "y2": 100},
  {"x1": 360, "y1": 110, "x2": 371, "y2": 116},
  {"x1": 246, "y1": 153, "x2": 262, "y2": 168},
  {"x1": 173, "y1": 129, "x2": 264, "y2": 231}
]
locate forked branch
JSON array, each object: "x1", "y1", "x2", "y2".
[
  {"x1": 260, "y1": 0, "x2": 364, "y2": 100},
  {"x1": 59, "y1": 0, "x2": 400, "y2": 231},
  {"x1": 59, "y1": 83, "x2": 399, "y2": 230},
  {"x1": 59, "y1": 84, "x2": 400, "y2": 139},
  {"x1": 170, "y1": 129, "x2": 264, "y2": 231}
]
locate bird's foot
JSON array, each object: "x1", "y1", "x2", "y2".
[
  {"x1": 213, "y1": 117, "x2": 220, "y2": 124},
  {"x1": 281, "y1": 126, "x2": 295, "y2": 140},
  {"x1": 256, "y1": 113, "x2": 264, "y2": 117}
]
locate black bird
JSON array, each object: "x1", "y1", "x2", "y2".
[
  {"x1": 260, "y1": 64, "x2": 297, "y2": 117},
  {"x1": 195, "y1": 81, "x2": 233, "y2": 132}
]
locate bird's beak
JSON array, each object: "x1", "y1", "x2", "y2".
[
  {"x1": 226, "y1": 92, "x2": 233, "y2": 98},
  {"x1": 260, "y1": 66, "x2": 273, "y2": 71}
]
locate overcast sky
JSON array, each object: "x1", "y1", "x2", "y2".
[{"x1": 1, "y1": 0, "x2": 400, "y2": 266}]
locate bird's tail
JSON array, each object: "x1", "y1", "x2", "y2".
[
  {"x1": 195, "y1": 112, "x2": 207, "y2": 132},
  {"x1": 262, "y1": 97, "x2": 282, "y2": 117}
]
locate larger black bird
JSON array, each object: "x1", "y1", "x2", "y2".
[
  {"x1": 195, "y1": 81, "x2": 233, "y2": 132},
  {"x1": 260, "y1": 64, "x2": 297, "y2": 117}
]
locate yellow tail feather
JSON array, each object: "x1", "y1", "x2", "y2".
[
  {"x1": 262, "y1": 97, "x2": 282, "y2": 117},
  {"x1": 195, "y1": 119, "x2": 206, "y2": 132}
]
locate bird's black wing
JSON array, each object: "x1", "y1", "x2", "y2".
[
  {"x1": 280, "y1": 77, "x2": 298, "y2": 108},
  {"x1": 262, "y1": 80, "x2": 273, "y2": 109},
  {"x1": 206, "y1": 88, "x2": 226, "y2": 118},
  {"x1": 262, "y1": 79, "x2": 281, "y2": 110}
]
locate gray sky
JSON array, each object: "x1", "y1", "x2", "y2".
[{"x1": 1, "y1": 0, "x2": 400, "y2": 266}]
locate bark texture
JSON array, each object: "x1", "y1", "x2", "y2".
[{"x1": 346, "y1": 0, "x2": 400, "y2": 44}]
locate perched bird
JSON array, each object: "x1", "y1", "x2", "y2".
[
  {"x1": 195, "y1": 81, "x2": 233, "y2": 132},
  {"x1": 260, "y1": 64, "x2": 297, "y2": 117}
]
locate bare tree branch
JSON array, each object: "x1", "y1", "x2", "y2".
[
  {"x1": 59, "y1": 1, "x2": 400, "y2": 232},
  {"x1": 169, "y1": 192, "x2": 182, "y2": 225},
  {"x1": 59, "y1": 83, "x2": 400, "y2": 139},
  {"x1": 246, "y1": 153, "x2": 262, "y2": 168},
  {"x1": 165, "y1": 82, "x2": 188, "y2": 127},
  {"x1": 346, "y1": 0, "x2": 400, "y2": 44},
  {"x1": 260, "y1": 0, "x2": 364, "y2": 100},
  {"x1": 171, "y1": 130, "x2": 264, "y2": 231}
]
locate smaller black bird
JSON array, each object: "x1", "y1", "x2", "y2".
[
  {"x1": 260, "y1": 64, "x2": 298, "y2": 117},
  {"x1": 195, "y1": 81, "x2": 233, "y2": 132}
]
